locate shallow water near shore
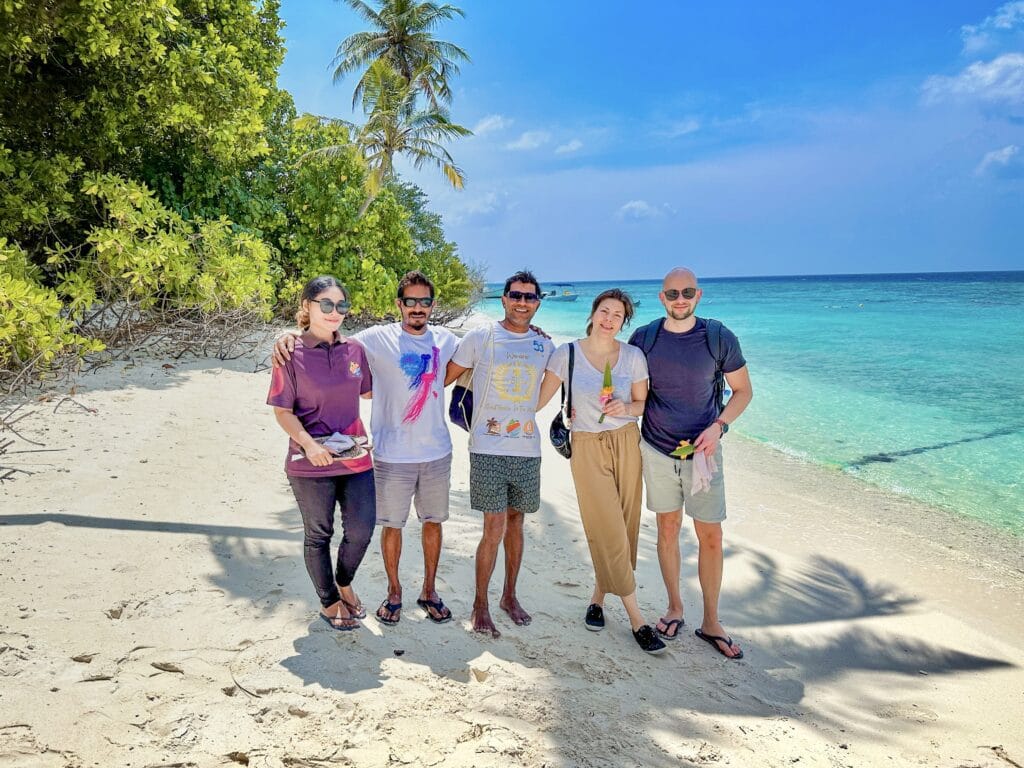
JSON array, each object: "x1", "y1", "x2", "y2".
[{"x1": 476, "y1": 271, "x2": 1024, "y2": 535}]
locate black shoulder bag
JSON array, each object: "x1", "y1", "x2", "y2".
[{"x1": 549, "y1": 343, "x2": 574, "y2": 459}]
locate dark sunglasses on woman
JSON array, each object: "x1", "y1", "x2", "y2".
[
  {"x1": 399, "y1": 297, "x2": 435, "y2": 308},
  {"x1": 316, "y1": 298, "x2": 351, "y2": 314},
  {"x1": 663, "y1": 288, "x2": 697, "y2": 300}
]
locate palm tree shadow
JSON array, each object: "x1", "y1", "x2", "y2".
[{"x1": 731, "y1": 551, "x2": 917, "y2": 627}]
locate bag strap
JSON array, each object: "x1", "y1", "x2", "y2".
[
  {"x1": 466, "y1": 323, "x2": 496, "y2": 430},
  {"x1": 702, "y1": 317, "x2": 726, "y2": 415},
  {"x1": 565, "y1": 343, "x2": 575, "y2": 424},
  {"x1": 637, "y1": 318, "x2": 663, "y2": 356}
]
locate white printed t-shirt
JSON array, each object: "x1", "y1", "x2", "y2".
[
  {"x1": 352, "y1": 323, "x2": 459, "y2": 464},
  {"x1": 546, "y1": 341, "x2": 649, "y2": 433},
  {"x1": 451, "y1": 322, "x2": 554, "y2": 457}
]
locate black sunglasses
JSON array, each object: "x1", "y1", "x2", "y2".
[
  {"x1": 399, "y1": 297, "x2": 434, "y2": 308},
  {"x1": 506, "y1": 290, "x2": 541, "y2": 303},
  {"x1": 315, "y1": 298, "x2": 351, "y2": 314},
  {"x1": 663, "y1": 288, "x2": 697, "y2": 300}
]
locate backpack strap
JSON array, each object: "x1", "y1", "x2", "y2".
[
  {"x1": 635, "y1": 318, "x2": 664, "y2": 356},
  {"x1": 702, "y1": 317, "x2": 727, "y2": 415}
]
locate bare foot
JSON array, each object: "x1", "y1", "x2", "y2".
[
  {"x1": 499, "y1": 596, "x2": 532, "y2": 626},
  {"x1": 471, "y1": 605, "x2": 501, "y2": 638}
]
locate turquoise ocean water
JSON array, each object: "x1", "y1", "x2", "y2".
[{"x1": 476, "y1": 272, "x2": 1024, "y2": 535}]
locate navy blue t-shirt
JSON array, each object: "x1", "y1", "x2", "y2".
[{"x1": 628, "y1": 318, "x2": 746, "y2": 457}]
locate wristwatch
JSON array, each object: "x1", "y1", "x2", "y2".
[{"x1": 714, "y1": 418, "x2": 729, "y2": 435}]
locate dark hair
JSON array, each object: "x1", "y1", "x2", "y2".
[
  {"x1": 296, "y1": 275, "x2": 347, "y2": 329},
  {"x1": 585, "y1": 289, "x2": 635, "y2": 336},
  {"x1": 503, "y1": 269, "x2": 542, "y2": 297},
  {"x1": 397, "y1": 270, "x2": 435, "y2": 299}
]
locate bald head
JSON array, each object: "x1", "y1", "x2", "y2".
[
  {"x1": 660, "y1": 267, "x2": 702, "y2": 324},
  {"x1": 663, "y1": 267, "x2": 698, "y2": 289}
]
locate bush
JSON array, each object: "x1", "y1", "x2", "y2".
[{"x1": 0, "y1": 240, "x2": 102, "y2": 374}]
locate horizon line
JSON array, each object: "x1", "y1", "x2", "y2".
[{"x1": 485, "y1": 268, "x2": 1024, "y2": 284}]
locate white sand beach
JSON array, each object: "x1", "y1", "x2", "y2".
[{"x1": 1, "y1": 337, "x2": 1022, "y2": 768}]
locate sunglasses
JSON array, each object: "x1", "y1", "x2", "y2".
[
  {"x1": 506, "y1": 290, "x2": 541, "y2": 303},
  {"x1": 663, "y1": 288, "x2": 697, "y2": 300},
  {"x1": 315, "y1": 298, "x2": 351, "y2": 314},
  {"x1": 399, "y1": 297, "x2": 434, "y2": 308}
]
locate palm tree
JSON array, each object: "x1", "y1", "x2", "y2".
[
  {"x1": 304, "y1": 61, "x2": 470, "y2": 211},
  {"x1": 332, "y1": 0, "x2": 470, "y2": 110},
  {"x1": 356, "y1": 60, "x2": 470, "y2": 191}
]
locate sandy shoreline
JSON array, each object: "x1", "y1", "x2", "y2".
[{"x1": 1, "y1": 333, "x2": 1022, "y2": 767}]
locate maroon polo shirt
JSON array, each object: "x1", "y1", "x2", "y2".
[{"x1": 267, "y1": 333, "x2": 373, "y2": 477}]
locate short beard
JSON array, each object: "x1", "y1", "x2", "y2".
[
  {"x1": 668, "y1": 307, "x2": 694, "y2": 321},
  {"x1": 403, "y1": 315, "x2": 428, "y2": 329}
]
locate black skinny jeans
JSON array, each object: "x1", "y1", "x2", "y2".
[{"x1": 287, "y1": 470, "x2": 376, "y2": 608}]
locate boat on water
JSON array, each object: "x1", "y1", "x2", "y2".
[
  {"x1": 542, "y1": 282, "x2": 578, "y2": 302},
  {"x1": 482, "y1": 290, "x2": 502, "y2": 299}
]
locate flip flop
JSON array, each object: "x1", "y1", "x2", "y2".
[
  {"x1": 695, "y1": 628, "x2": 744, "y2": 659},
  {"x1": 416, "y1": 597, "x2": 453, "y2": 624},
  {"x1": 656, "y1": 617, "x2": 684, "y2": 640},
  {"x1": 375, "y1": 600, "x2": 402, "y2": 626},
  {"x1": 320, "y1": 612, "x2": 358, "y2": 632},
  {"x1": 341, "y1": 598, "x2": 367, "y2": 620}
]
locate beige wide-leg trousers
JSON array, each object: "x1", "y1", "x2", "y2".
[{"x1": 569, "y1": 422, "x2": 643, "y2": 596}]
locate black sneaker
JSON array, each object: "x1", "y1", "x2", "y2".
[
  {"x1": 584, "y1": 603, "x2": 605, "y2": 632},
  {"x1": 633, "y1": 625, "x2": 667, "y2": 655}
]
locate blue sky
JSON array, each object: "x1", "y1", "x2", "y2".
[{"x1": 278, "y1": 1, "x2": 1024, "y2": 281}]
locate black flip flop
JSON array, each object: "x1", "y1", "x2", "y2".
[
  {"x1": 320, "y1": 612, "x2": 358, "y2": 632},
  {"x1": 695, "y1": 628, "x2": 744, "y2": 659},
  {"x1": 416, "y1": 597, "x2": 453, "y2": 624},
  {"x1": 375, "y1": 600, "x2": 402, "y2": 626},
  {"x1": 656, "y1": 617, "x2": 684, "y2": 640}
]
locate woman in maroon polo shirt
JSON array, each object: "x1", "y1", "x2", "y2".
[{"x1": 267, "y1": 276, "x2": 375, "y2": 631}]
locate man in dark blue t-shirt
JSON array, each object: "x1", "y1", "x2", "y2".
[{"x1": 628, "y1": 267, "x2": 753, "y2": 659}]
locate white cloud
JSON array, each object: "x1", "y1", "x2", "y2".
[
  {"x1": 975, "y1": 144, "x2": 1023, "y2": 176},
  {"x1": 616, "y1": 200, "x2": 664, "y2": 220},
  {"x1": 922, "y1": 52, "x2": 1024, "y2": 105},
  {"x1": 443, "y1": 190, "x2": 510, "y2": 225},
  {"x1": 961, "y1": 1, "x2": 1024, "y2": 54},
  {"x1": 472, "y1": 114, "x2": 511, "y2": 135},
  {"x1": 657, "y1": 118, "x2": 701, "y2": 139},
  {"x1": 504, "y1": 131, "x2": 551, "y2": 151},
  {"x1": 555, "y1": 138, "x2": 583, "y2": 154}
]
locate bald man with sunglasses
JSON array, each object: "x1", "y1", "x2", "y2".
[{"x1": 628, "y1": 268, "x2": 753, "y2": 659}]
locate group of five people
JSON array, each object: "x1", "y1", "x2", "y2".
[{"x1": 268, "y1": 266, "x2": 752, "y2": 658}]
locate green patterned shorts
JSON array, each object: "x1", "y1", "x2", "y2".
[{"x1": 469, "y1": 453, "x2": 542, "y2": 514}]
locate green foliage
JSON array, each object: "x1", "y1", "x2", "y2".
[
  {"x1": 0, "y1": 0, "x2": 475, "y2": 379},
  {"x1": 333, "y1": 0, "x2": 470, "y2": 109},
  {"x1": 277, "y1": 118, "x2": 415, "y2": 315},
  {"x1": 0, "y1": 0, "x2": 284, "y2": 256},
  {"x1": 0, "y1": 239, "x2": 102, "y2": 371},
  {"x1": 57, "y1": 173, "x2": 275, "y2": 319},
  {"x1": 389, "y1": 181, "x2": 478, "y2": 311}
]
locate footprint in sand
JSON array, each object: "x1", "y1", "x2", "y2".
[{"x1": 876, "y1": 703, "x2": 939, "y2": 723}]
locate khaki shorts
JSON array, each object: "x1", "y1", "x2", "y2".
[
  {"x1": 374, "y1": 454, "x2": 452, "y2": 528},
  {"x1": 640, "y1": 440, "x2": 727, "y2": 523}
]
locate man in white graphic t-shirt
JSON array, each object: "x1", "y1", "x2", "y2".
[
  {"x1": 445, "y1": 270, "x2": 554, "y2": 638},
  {"x1": 274, "y1": 271, "x2": 459, "y2": 627}
]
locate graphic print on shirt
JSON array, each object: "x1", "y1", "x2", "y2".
[
  {"x1": 399, "y1": 346, "x2": 440, "y2": 423},
  {"x1": 491, "y1": 358, "x2": 538, "y2": 403},
  {"x1": 268, "y1": 366, "x2": 287, "y2": 399}
]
